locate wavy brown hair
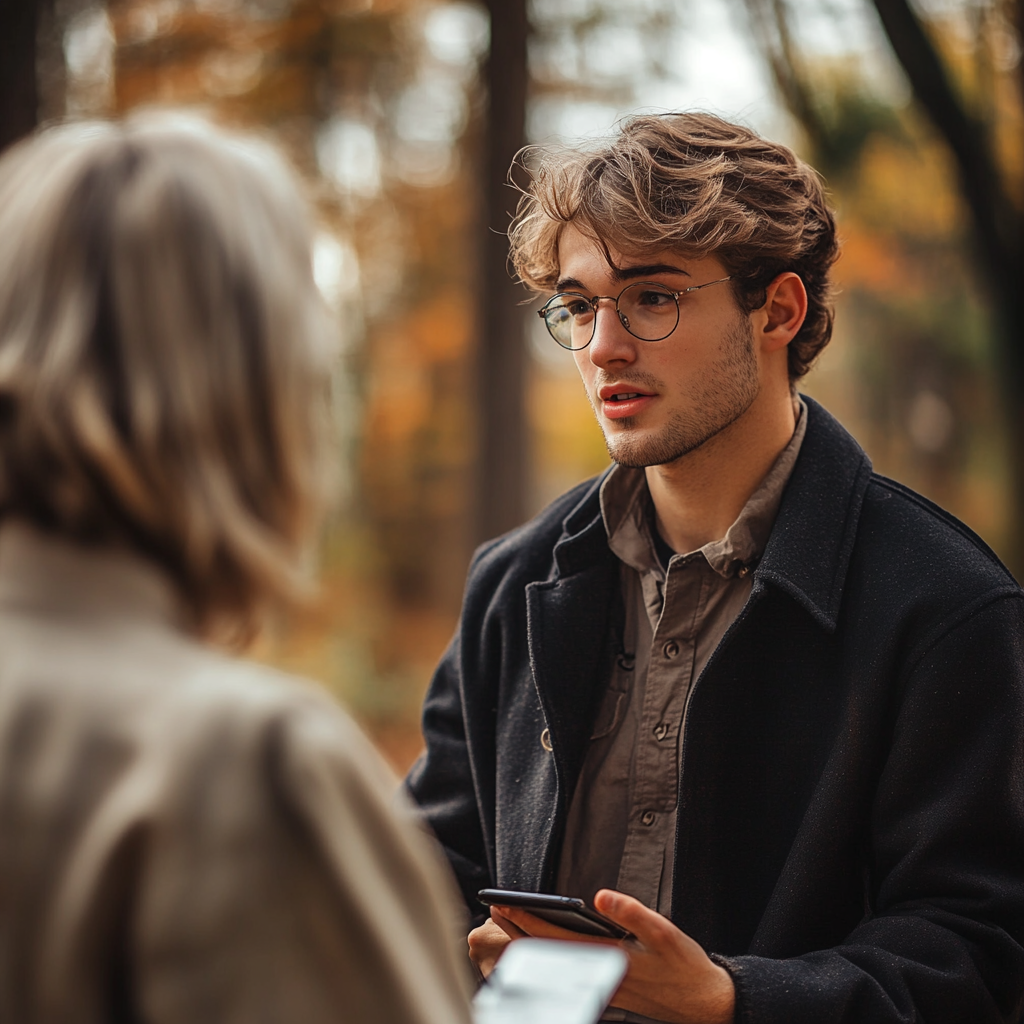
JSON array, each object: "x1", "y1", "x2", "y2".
[
  {"x1": 509, "y1": 112, "x2": 839, "y2": 378},
  {"x1": 0, "y1": 116, "x2": 334, "y2": 644}
]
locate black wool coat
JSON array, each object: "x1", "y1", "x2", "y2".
[{"x1": 406, "y1": 398, "x2": 1024, "y2": 1023}]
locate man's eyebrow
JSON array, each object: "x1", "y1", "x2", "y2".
[
  {"x1": 554, "y1": 276, "x2": 588, "y2": 292},
  {"x1": 554, "y1": 265, "x2": 693, "y2": 292},
  {"x1": 613, "y1": 263, "x2": 692, "y2": 281}
]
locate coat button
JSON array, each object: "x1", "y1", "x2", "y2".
[
  {"x1": 653, "y1": 722, "x2": 668, "y2": 740},
  {"x1": 540, "y1": 728, "x2": 553, "y2": 751},
  {"x1": 663, "y1": 640, "x2": 680, "y2": 659},
  {"x1": 641, "y1": 810, "x2": 656, "y2": 826}
]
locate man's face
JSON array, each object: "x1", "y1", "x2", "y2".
[{"x1": 557, "y1": 226, "x2": 762, "y2": 469}]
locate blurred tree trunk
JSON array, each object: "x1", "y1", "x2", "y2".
[
  {"x1": 745, "y1": 0, "x2": 1024, "y2": 577},
  {"x1": 868, "y1": 0, "x2": 1024, "y2": 578},
  {"x1": 475, "y1": 0, "x2": 529, "y2": 544},
  {"x1": 0, "y1": 0, "x2": 42, "y2": 151}
]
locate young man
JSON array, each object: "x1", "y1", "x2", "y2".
[{"x1": 407, "y1": 113, "x2": 1024, "y2": 1023}]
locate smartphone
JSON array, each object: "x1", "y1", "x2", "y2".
[
  {"x1": 477, "y1": 888, "x2": 633, "y2": 940},
  {"x1": 473, "y1": 938, "x2": 628, "y2": 1024}
]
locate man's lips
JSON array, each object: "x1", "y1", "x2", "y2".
[{"x1": 598, "y1": 384, "x2": 657, "y2": 420}]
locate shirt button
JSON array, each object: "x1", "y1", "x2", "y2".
[
  {"x1": 641, "y1": 810, "x2": 656, "y2": 826},
  {"x1": 663, "y1": 640, "x2": 680, "y2": 659},
  {"x1": 653, "y1": 722, "x2": 668, "y2": 740}
]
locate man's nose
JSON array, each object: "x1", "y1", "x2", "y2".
[{"x1": 586, "y1": 299, "x2": 637, "y2": 367}]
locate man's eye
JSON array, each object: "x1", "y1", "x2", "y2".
[
  {"x1": 637, "y1": 290, "x2": 673, "y2": 308},
  {"x1": 567, "y1": 300, "x2": 593, "y2": 318}
]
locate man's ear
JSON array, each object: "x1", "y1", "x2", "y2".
[{"x1": 756, "y1": 272, "x2": 807, "y2": 353}]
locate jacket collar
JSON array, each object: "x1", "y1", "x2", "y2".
[
  {"x1": 754, "y1": 396, "x2": 872, "y2": 632},
  {"x1": 0, "y1": 520, "x2": 184, "y2": 630},
  {"x1": 547, "y1": 396, "x2": 872, "y2": 633},
  {"x1": 550, "y1": 471, "x2": 616, "y2": 578}
]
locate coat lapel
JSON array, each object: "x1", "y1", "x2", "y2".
[{"x1": 514, "y1": 500, "x2": 619, "y2": 889}]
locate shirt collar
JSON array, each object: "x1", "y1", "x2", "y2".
[
  {"x1": 0, "y1": 520, "x2": 183, "y2": 629},
  {"x1": 599, "y1": 398, "x2": 808, "y2": 580}
]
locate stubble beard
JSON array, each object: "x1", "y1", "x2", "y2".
[{"x1": 594, "y1": 316, "x2": 761, "y2": 469}]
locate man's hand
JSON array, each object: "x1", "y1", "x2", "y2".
[
  {"x1": 467, "y1": 909, "x2": 526, "y2": 977},
  {"x1": 478, "y1": 889, "x2": 735, "y2": 1024}
]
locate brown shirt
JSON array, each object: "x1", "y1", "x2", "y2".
[
  {"x1": 556, "y1": 401, "x2": 807, "y2": 921},
  {"x1": 0, "y1": 523, "x2": 473, "y2": 1024}
]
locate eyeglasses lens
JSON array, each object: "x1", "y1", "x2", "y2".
[
  {"x1": 542, "y1": 283, "x2": 679, "y2": 350},
  {"x1": 542, "y1": 296, "x2": 592, "y2": 350},
  {"x1": 617, "y1": 283, "x2": 679, "y2": 341}
]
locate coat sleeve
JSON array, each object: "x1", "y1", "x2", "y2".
[
  {"x1": 135, "y1": 690, "x2": 476, "y2": 1024},
  {"x1": 405, "y1": 624, "x2": 495, "y2": 923},
  {"x1": 715, "y1": 593, "x2": 1024, "y2": 1024}
]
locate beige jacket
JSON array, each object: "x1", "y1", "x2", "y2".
[{"x1": 0, "y1": 524, "x2": 473, "y2": 1024}]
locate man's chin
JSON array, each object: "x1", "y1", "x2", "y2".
[
  {"x1": 604, "y1": 426, "x2": 687, "y2": 469},
  {"x1": 604, "y1": 417, "x2": 727, "y2": 468}
]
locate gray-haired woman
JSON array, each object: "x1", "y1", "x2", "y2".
[{"x1": 0, "y1": 117, "x2": 472, "y2": 1024}]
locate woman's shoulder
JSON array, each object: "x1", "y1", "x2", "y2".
[{"x1": 159, "y1": 651, "x2": 394, "y2": 788}]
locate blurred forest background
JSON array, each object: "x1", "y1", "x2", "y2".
[{"x1": 1, "y1": 0, "x2": 1021, "y2": 772}]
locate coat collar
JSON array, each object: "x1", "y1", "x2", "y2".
[
  {"x1": 546, "y1": 396, "x2": 872, "y2": 633},
  {"x1": 550, "y1": 472, "x2": 615, "y2": 578},
  {"x1": 754, "y1": 396, "x2": 872, "y2": 632},
  {"x1": 0, "y1": 520, "x2": 184, "y2": 630}
]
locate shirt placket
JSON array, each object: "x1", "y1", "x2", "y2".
[{"x1": 615, "y1": 555, "x2": 707, "y2": 909}]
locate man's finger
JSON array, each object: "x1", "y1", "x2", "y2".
[
  {"x1": 498, "y1": 906, "x2": 619, "y2": 945},
  {"x1": 593, "y1": 889, "x2": 676, "y2": 948},
  {"x1": 490, "y1": 907, "x2": 529, "y2": 939}
]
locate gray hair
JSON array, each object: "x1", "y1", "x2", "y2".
[{"x1": 0, "y1": 114, "x2": 335, "y2": 642}]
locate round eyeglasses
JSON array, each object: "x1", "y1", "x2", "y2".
[{"x1": 537, "y1": 277, "x2": 732, "y2": 351}]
